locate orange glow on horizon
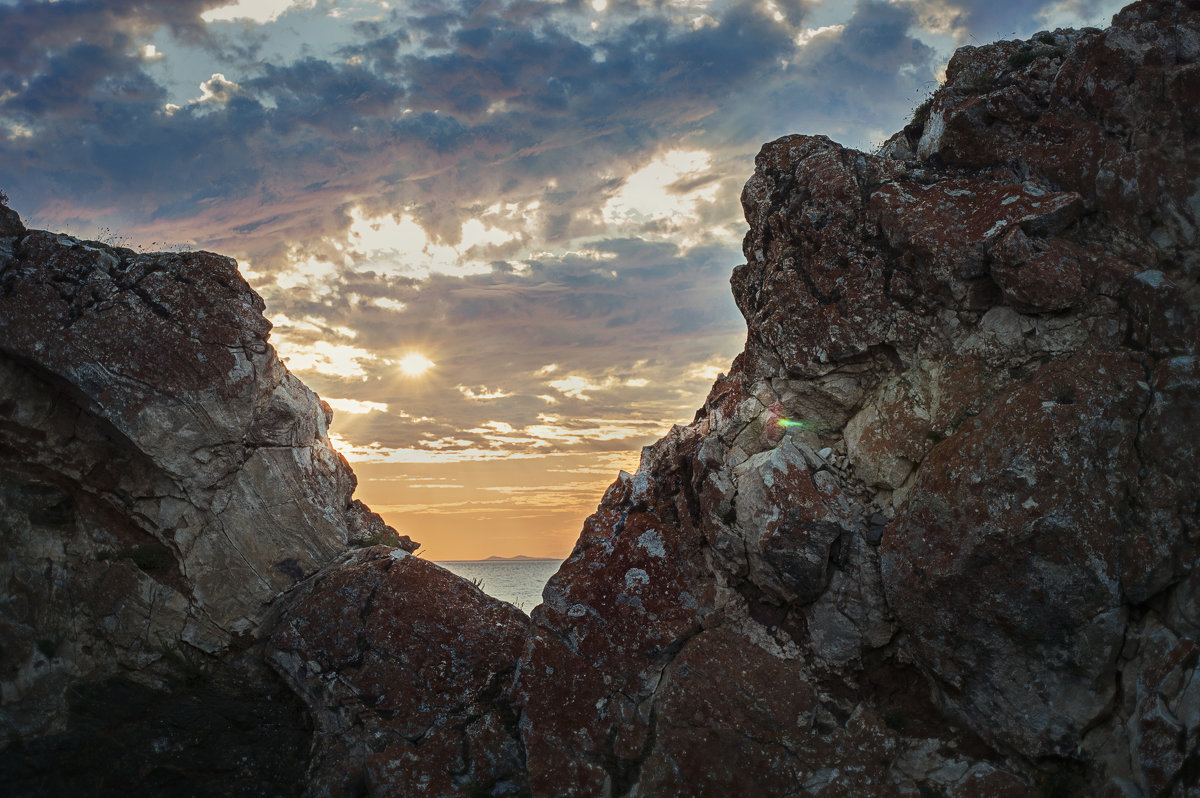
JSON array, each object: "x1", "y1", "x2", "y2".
[{"x1": 351, "y1": 450, "x2": 642, "y2": 561}]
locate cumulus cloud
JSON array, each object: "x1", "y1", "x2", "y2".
[
  {"x1": 903, "y1": 0, "x2": 1126, "y2": 42},
  {"x1": 267, "y1": 233, "x2": 745, "y2": 457},
  {"x1": 193, "y1": 71, "x2": 242, "y2": 104}
]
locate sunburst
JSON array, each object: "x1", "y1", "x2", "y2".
[{"x1": 398, "y1": 353, "x2": 435, "y2": 376}]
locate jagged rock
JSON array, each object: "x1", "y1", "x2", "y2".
[
  {"x1": 2, "y1": 1, "x2": 1198, "y2": 795},
  {"x1": 268, "y1": 548, "x2": 529, "y2": 796},
  {"x1": 495, "y1": 2, "x2": 1199, "y2": 795},
  {"x1": 882, "y1": 352, "x2": 1141, "y2": 758},
  {"x1": 0, "y1": 208, "x2": 414, "y2": 763}
]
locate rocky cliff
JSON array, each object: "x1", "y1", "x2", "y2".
[
  {"x1": 3, "y1": 0, "x2": 1199, "y2": 795},
  {"x1": 0, "y1": 199, "x2": 414, "y2": 792}
]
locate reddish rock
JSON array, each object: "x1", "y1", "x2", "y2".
[
  {"x1": 269, "y1": 548, "x2": 530, "y2": 796},
  {"x1": 882, "y1": 353, "x2": 1143, "y2": 757},
  {"x1": 515, "y1": 427, "x2": 720, "y2": 797},
  {"x1": 4, "y1": 3, "x2": 1200, "y2": 796},
  {"x1": 498, "y1": 6, "x2": 1200, "y2": 795},
  {"x1": 500, "y1": 5, "x2": 1200, "y2": 795},
  {"x1": 988, "y1": 228, "x2": 1086, "y2": 312}
]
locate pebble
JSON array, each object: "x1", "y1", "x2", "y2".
[{"x1": 817, "y1": 447, "x2": 833, "y2": 460}]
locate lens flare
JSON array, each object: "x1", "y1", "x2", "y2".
[{"x1": 777, "y1": 418, "x2": 808, "y2": 428}]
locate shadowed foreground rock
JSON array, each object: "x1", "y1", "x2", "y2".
[
  {"x1": 2, "y1": 0, "x2": 1198, "y2": 795},
  {"x1": 269, "y1": 548, "x2": 530, "y2": 796},
  {"x1": 0, "y1": 196, "x2": 414, "y2": 787}
]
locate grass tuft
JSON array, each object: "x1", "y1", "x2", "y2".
[{"x1": 961, "y1": 70, "x2": 995, "y2": 95}]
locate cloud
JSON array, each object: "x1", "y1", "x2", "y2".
[
  {"x1": 325, "y1": 396, "x2": 389, "y2": 414},
  {"x1": 266, "y1": 232, "x2": 745, "y2": 454},
  {"x1": 202, "y1": 0, "x2": 314, "y2": 24},
  {"x1": 193, "y1": 72, "x2": 242, "y2": 104},
  {"x1": 2, "y1": 0, "x2": 813, "y2": 251},
  {"x1": 903, "y1": 0, "x2": 1126, "y2": 42},
  {"x1": 0, "y1": 0, "x2": 1126, "y2": 482},
  {"x1": 460, "y1": 386, "x2": 514, "y2": 400}
]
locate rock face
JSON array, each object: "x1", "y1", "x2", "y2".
[
  {"x1": 265, "y1": 3, "x2": 1200, "y2": 795},
  {"x1": 0, "y1": 198, "x2": 414, "y2": 774},
  {"x1": 2, "y1": 1, "x2": 1198, "y2": 796},
  {"x1": 465, "y1": 2, "x2": 1199, "y2": 795},
  {"x1": 269, "y1": 547, "x2": 530, "y2": 797}
]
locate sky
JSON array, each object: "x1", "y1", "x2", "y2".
[{"x1": 1, "y1": 0, "x2": 1128, "y2": 559}]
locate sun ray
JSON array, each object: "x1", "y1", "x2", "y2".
[{"x1": 398, "y1": 353, "x2": 435, "y2": 376}]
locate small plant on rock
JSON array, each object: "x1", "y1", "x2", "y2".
[
  {"x1": 961, "y1": 69, "x2": 995, "y2": 95},
  {"x1": 1007, "y1": 45, "x2": 1068, "y2": 69},
  {"x1": 910, "y1": 96, "x2": 936, "y2": 128}
]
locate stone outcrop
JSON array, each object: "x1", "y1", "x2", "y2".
[
  {"x1": 269, "y1": 547, "x2": 530, "y2": 796},
  {"x1": 410, "y1": 2, "x2": 1196, "y2": 794},
  {"x1": 263, "y1": 3, "x2": 1200, "y2": 795},
  {"x1": 0, "y1": 198, "x2": 414, "y2": 776},
  {"x1": 2, "y1": 1, "x2": 1198, "y2": 795}
]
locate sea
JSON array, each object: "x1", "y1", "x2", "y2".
[{"x1": 436, "y1": 558, "x2": 564, "y2": 614}]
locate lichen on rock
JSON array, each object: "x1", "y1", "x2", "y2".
[{"x1": 2, "y1": 1, "x2": 1198, "y2": 795}]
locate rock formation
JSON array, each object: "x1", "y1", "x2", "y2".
[
  {"x1": 2, "y1": 0, "x2": 1198, "y2": 795},
  {"x1": 0, "y1": 199, "x2": 414, "y2": 791}
]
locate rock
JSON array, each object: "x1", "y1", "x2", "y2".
[
  {"x1": 882, "y1": 352, "x2": 1140, "y2": 758},
  {"x1": 269, "y1": 548, "x2": 530, "y2": 796},
  {"x1": 0, "y1": 208, "x2": 415, "y2": 773},
  {"x1": 499, "y1": 3, "x2": 1200, "y2": 794},
  {"x1": 3, "y1": 2, "x2": 1199, "y2": 795}
]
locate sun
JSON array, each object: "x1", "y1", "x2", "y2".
[{"x1": 398, "y1": 353, "x2": 435, "y2": 376}]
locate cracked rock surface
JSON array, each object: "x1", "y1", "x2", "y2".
[
  {"x1": 339, "y1": 2, "x2": 1194, "y2": 794},
  {"x1": 2, "y1": 1, "x2": 1198, "y2": 795},
  {"x1": 0, "y1": 199, "x2": 414, "y2": 779}
]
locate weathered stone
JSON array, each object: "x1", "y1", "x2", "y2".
[
  {"x1": 0, "y1": 208, "x2": 413, "y2": 765},
  {"x1": 882, "y1": 353, "x2": 1141, "y2": 758},
  {"x1": 3, "y1": 3, "x2": 1199, "y2": 795},
  {"x1": 269, "y1": 548, "x2": 529, "y2": 796},
  {"x1": 730, "y1": 440, "x2": 853, "y2": 605}
]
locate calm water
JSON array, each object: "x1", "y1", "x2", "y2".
[{"x1": 436, "y1": 559, "x2": 563, "y2": 613}]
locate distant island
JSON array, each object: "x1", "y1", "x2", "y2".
[{"x1": 483, "y1": 554, "x2": 560, "y2": 562}]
